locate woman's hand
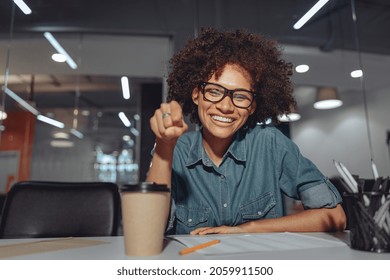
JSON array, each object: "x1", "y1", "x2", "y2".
[
  {"x1": 190, "y1": 226, "x2": 245, "y2": 235},
  {"x1": 147, "y1": 100, "x2": 189, "y2": 186},
  {"x1": 150, "y1": 100, "x2": 188, "y2": 145}
]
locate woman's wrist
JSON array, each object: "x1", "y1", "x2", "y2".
[
  {"x1": 237, "y1": 221, "x2": 253, "y2": 233},
  {"x1": 154, "y1": 139, "x2": 176, "y2": 159}
]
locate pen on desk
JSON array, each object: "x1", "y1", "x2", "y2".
[{"x1": 179, "y1": 239, "x2": 221, "y2": 255}]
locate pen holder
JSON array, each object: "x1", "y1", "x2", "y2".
[{"x1": 343, "y1": 192, "x2": 390, "y2": 253}]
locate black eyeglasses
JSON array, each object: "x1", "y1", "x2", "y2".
[{"x1": 199, "y1": 82, "x2": 257, "y2": 109}]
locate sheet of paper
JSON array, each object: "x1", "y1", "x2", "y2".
[
  {"x1": 169, "y1": 232, "x2": 347, "y2": 255},
  {"x1": 0, "y1": 238, "x2": 108, "y2": 259}
]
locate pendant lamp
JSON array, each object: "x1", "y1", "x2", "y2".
[
  {"x1": 278, "y1": 105, "x2": 301, "y2": 122},
  {"x1": 313, "y1": 87, "x2": 343, "y2": 110}
]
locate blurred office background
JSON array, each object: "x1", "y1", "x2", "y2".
[{"x1": 0, "y1": 0, "x2": 389, "y2": 194}]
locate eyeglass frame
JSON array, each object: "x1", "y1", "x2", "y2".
[{"x1": 198, "y1": 81, "x2": 257, "y2": 109}]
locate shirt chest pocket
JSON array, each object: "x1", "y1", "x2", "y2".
[
  {"x1": 175, "y1": 205, "x2": 210, "y2": 234},
  {"x1": 239, "y1": 192, "x2": 277, "y2": 221}
]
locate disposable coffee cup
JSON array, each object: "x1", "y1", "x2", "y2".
[
  {"x1": 343, "y1": 192, "x2": 390, "y2": 253},
  {"x1": 120, "y1": 182, "x2": 170, "y2": 256}
]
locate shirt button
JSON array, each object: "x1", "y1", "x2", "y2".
[
  {"x1": 223, "y1": 203, "x2": 228, "y2": 208},
  {"x1": 220, "y1": 175, "x2": 225, "y2": 179},
  {"x1": 257, "y1": 211, "x2": 262, "y2": 215},
  {"x1": 188, "y1": 218, "x2": 193, "y2": 223}
]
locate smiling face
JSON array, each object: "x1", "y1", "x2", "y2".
[{"x1": 192, "y1": 64, "x2": 257, "y2": 146}]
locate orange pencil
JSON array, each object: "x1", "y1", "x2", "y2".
[{"x1": 179, "y1": 239, "x2": 221, "y2": 255}]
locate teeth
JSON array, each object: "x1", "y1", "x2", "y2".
[{"x1": 211, "y1": 115, "x2": 233, "y2": 123}]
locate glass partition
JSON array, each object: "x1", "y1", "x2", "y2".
[{"x1": 0, "y1": 4, "x2": 172, "y2": 191}]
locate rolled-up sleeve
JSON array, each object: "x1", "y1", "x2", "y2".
[
  {"x1": 274, "y1": 128, "x2": 343, "y2": 209},
  {"x1": 299, "y1": 179, "x2": 342, "y2": 209}
]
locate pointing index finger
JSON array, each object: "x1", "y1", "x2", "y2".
[{"x1": 169, "y1": 100, "x2": 184, "y2": 125}]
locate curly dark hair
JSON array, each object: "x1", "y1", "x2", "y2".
[{"x1": 166, "y1": 27, "x2": 295, "y2": 127}]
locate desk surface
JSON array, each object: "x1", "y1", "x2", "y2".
[{"x1": 0, "y1": 232, "x2": 389, "y2": 260}]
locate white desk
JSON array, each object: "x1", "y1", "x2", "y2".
[{"x1": 0, "y1": 232, "x2": 389, "y2": 260}]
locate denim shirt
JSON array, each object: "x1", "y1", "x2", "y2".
[{"x1": 168, "y1": 124, "x2": 342, "y2": 234}]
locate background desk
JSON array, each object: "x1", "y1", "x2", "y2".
[{"x1": 0, "y1": 232, "x2": 389, "y2": 260}]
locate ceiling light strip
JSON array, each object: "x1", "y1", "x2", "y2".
[
  {"x1": 293, "y1": 0, "x2": 329, "y2": 30},
  {"x1": 118, "y1": 112, "x2": 131, "y2": 127},
  {"x1": 130, "y1": 127, "x2": 139, "y2": 136},
  {"x1": 2, "y1": 86, "x2": 39, "y2": 115},
  {"x1": 70, "y1": 128, "x2": 84, "y2": 139},
  {"x1": 121, "y1": 76, "x2": 130, "y2": 100},
  {"x1": 37, "y1": 114, "x2": 65, "y2": 128},
  {"x1": 43, "y1": 32, "x2": 78, "y2": 69},
  {"x1": 13, "y1": 0, "x2": 32, "y2": 15}
]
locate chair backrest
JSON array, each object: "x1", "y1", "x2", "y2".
[
  {"x1": 0, "y1": 194, "x2": 5, "y2": 219},
  {"x1": 0, "y1": 181, "x2": 120, "y2": 239}
]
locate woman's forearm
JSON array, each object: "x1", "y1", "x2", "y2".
[
  {"x1": 238, "y1": 204, "x2": 347, "y2": 233},
  {"x1": 146, "y1": 140, "x2": 176, "y2": 187}
]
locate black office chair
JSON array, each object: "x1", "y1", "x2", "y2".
[
  {"x1": 0, "y1": 181, "x2": 120, "y2": 239},
  {"x1": 0, "y1": 194, "x2": 6, "y2": 219}
]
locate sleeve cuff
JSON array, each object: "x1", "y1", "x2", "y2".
[{"x1": 300, "y1": 179, "x2": 342, "y2": 209}]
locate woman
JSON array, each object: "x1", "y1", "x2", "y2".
[{"x1": 147, "y1": 28, "x2": 346, "y2": 235}]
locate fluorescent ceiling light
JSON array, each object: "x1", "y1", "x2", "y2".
[
  {"x1": 51, "y1": 53, "x2": 67, "y2": 63},
  {"x1": 70, "y1": 128, "x2": 84, "y2": 139},
  {"x1": 50, "y1": 140, "x2": 74, "y2": 148},
  {"x1": 2, "y1": 86, "x2": 39, "y2": 115},
  {"x1": 37, "y1": 114, "x2": 65, "y2": 128},
  {"x1": 118, "y1": 112, "x2": 131, "y2": 127},
  {"x1": 43, "y1": 32, "x2": 78, "y2": 69},
  {"x1": 130, "y1": 127, "x2": 140, "y2": 137},
  {"x1": 53, "y1": 132, "x2": 70, "y2": 139},
  {"x1": 121, "y1": 76, "x2": 130, "y2": 99},
  {"x1": 293, "y1": 0, "x2": 329, "y2": 30},
  {"x1": 295, "y1": 64, "x2": 309, "y2": 73},
  {"x1": 81, "y1": 110, "x2": 90, "y2": 116},
  {"x1": 350, "y1": 69, "x2": 363, "y2": 78},
  {"x1": 0, "y1": 111, "x2": 7, "y2": 120},
  {"x1": 13, "y1": 0, "x2": 32, "y2": 15}
]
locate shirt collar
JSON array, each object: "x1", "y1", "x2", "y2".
[{"x1": 185, "y1": 128, "x2": 247, "y2": 167}]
